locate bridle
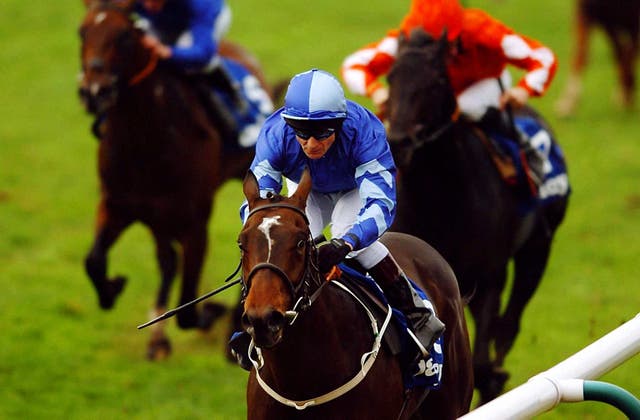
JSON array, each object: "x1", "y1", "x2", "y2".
[{"x1": 242, "y1": 202, "x2": 326, "y2": 322}]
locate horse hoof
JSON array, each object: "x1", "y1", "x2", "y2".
[
  {"x1": 98, "y1": 275, "x2": 127, "y2": 309},
  {"x1": 477, "y1": 367, "x2": 511, "y2": 405},
  {"x1": 176, "y1": 307, "x2": 199, "y2": 329},
  {"x1": 199, "y1": 302, "x2": 228, "y2": 330},
  {"x1": 147, "y1": 337, "x2": 172, "y2": 361}
]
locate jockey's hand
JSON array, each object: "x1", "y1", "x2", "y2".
[
  {"x1": 141, "y1": 34, "x2": 172, "y2": 59},
  {"x1": 500, "y1": 86, "x2": 530, "y2": 110},
  {"x1": 371, "y1": 86, "x2": 389, "y2": 120},
  {"x1": 317, "y1": 238, "x2": 352, "y2": 274}
]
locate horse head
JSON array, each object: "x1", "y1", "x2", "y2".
[
  {"x1": 387, "y1": 28, "x2": 458, "y2": 168},
  {"x1": 78, "y1": 0, "x2": 151, "y2": 114},
  {"x1": 239, "y1": 168, "x2": 322, "y2": 348}
]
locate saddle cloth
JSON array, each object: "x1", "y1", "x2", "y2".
[
  {"x1": 488, "y1": 116, "x2": 571, "y2": 214},
  {"x1": 215, "y1": 57, "x2": 274, "y2": 149},
  {"x1": 337, "y1": 263, "x2": 444, "y2": 391}
]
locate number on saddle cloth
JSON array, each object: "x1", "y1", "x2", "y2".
[
  {"x1": 337, "y1": 264, "x2": 444, "y2": 391},
  {"x1": 214, "y1": 58, "x2": 274, "y2": 149}
]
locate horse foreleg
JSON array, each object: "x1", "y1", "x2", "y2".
[
  {"x1": 555, "y1": 0, "x2": 590, "y2": 117},
  {"x1": 494, "y1": 243, "x2": 551, "y2": 368},
  {"x1": 84, "y1": 202, "x2": 132, "y2": 309},
  {"x1": 146, "y1": 233, "x2": 178, "y2": 360},
  {"x1": 469, "y1": 277, "x2": 508, "y2": 405},
  {"x1": 177, "y1": 224, "x2": 227, "y2": 330}
]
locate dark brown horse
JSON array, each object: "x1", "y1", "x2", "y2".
[
  {"x1": 238, "y1": 168, "x2": 473, "y2": 419},
  {"x1": 78, "y1": 0, "x2": 276, "y2": 359},
  {"x1": 386, "y1": 29, "x2": 569, "y2": 404},
  {"x1": 556, "y1": 0, "x2": 640, "y2": 116}
]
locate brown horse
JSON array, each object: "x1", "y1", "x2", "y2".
[
  {"x1": 386, "y1": 29, "x2": 569, "y2": 404},
  {"x1": 238, "y1": 168, "x2": 473, "y2": 419},
  {"x1": 78, "y1": 0, "x2": 277, "y2": 359},
  {"x1": 556, "y1": 0, "x2": 640, "y2": 116}
]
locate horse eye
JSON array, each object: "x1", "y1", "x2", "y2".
[{"x1": 297, "y1": 240, "x2": 305, "y2": 249}]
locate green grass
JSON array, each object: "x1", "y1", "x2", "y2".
[{"x1": 1, "y1": 0, "x2": 638, "y2": 419}]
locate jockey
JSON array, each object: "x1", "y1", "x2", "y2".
[
  {"x1": 340, "y1": 0, "x2": 557, "y2": 187},
  {"x1": 135, "y1": 0, "x2": 245, "y2": 139},
  {"x1": 233, "y1": 69, "x2": 445, "y2": 369}
]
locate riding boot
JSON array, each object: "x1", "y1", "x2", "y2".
[
  {"x1": 368, "y1": 254, "x2": 445, "y2": 356},
  {"x1": 479, "y1": 107, "x2": 545, "y2": 192},
  {"x1": 192, "y1": 75, "x2": 239, "y2": 142}
]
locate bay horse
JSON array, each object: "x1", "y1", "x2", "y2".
[
  {"x1": 78, "y1": 0, "x2": 277, "y2": 359},
  {"x1": 238, "y1": 168, "x2": 473, "y2": 419},
  {"x1": 386, "y1": 29, "x2": 570, "y2": 404},
  {"x1": 556, "y1": 0, "x2": 640, "y2": 117}
]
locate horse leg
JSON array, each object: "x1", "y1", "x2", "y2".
[
  {"x1": 555, "y1": 0, "x2": 590, "y2": 117},
  {"x1": 468, "y1": 272, "x2": 509, "y2": 405},
  {"x1": 606, "y1": 27, "x2": 637, "y2": 108},
  {"x1": 176, "y1": 224, "x2": 226, "y2": 330},
  {"x1": 146, "y1": 232, "x2": 178, "y2": 360},
  {"x1": 494, "y1": 240, "x2": 551, "y2": 368},
  {"x1": 84, "y1": 203, "x2": 132, "y2": 309}
]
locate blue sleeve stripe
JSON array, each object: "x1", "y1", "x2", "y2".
[{"x1": 252, "y1": 159, "x2": 283, "y2": 193}]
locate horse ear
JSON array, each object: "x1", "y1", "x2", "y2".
[
  {"x1": 290, "y1": 167, "x2": 311, "y2": 209},
  {"x1": 242, "y1": 170, "x2": 260, "y2": 206}
]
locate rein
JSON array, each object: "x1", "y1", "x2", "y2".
[
  {"x1": 128, "y1": 51, "x2": 158, "y2": 86},
  {"x1": 243, "y1": 202, "x2": 393, "y2": 409}
]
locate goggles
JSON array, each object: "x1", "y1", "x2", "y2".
[{"x1": 293, "y1": 128, "x2": 335, "y2": 141}]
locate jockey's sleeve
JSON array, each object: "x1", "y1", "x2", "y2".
[
  {"x1": 464, "y1": 9, "x2": 557, "y2": 97},
  {"x1": 341, "y1": 110, "x2": 396, "y2": 250},
  {"x1": 238, "y1": 116, "x2": 287, "y2": 223},
  {"x1": 341, "y1": 30, "x2": 401, "y2": 97},
  {"x1": 168, "y1": 0, "x2": 223, "y2": 69}
]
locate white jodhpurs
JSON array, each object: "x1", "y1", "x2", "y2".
[
  {"x1": 285, "y1": 180, "x2": 389, "y2": 269},
  {"x1": 456, "y1": 69, "x2": 512, "y2": 121}
]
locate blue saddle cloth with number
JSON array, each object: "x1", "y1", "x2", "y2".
[
  {"x1": 214, "y1": 57, "x2": 274, "y2": 149},
  {"x1": 491, "y1": 116, "x2": 571, "y2": 214},
  {"x1": 337, "y1": 264, "x2": 444, "y2": 391}
]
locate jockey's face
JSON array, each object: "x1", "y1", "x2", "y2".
[
  {"x1": 295, "y1": 132, "x2": 336, "y2": 160},
  {"x1": 141, "y1": 0, "x2": 167, "y2": 13}
]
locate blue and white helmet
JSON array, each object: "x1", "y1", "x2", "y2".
[{"x1": 281, "y1": 69, "x2": 347, "y2": 130}]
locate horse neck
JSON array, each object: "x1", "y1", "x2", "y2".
[{"x1": 259, "y1": 282, "x2": 374, "y2": 397}]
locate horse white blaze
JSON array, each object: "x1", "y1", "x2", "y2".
[
  {"x1": 95, "y1": 12, "x2": 107, "y2": 25},
  {"x1": 258, "y1": 216, "x2": 281, "y2": 262}
]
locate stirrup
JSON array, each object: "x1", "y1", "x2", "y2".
[{"x1": 405, "y1": 309, "x2": 445, "y2": 357}]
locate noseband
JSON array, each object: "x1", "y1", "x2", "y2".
[{"x1": 242, "y1": 202, "x2": 325, "y2": 321}]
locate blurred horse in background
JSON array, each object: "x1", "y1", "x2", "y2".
[
  {"x1": 386, "y1": 29, "x2": 569, "y2": 404},
  {"x1": 78, "y1": 0, "x2": 279, "y2": 359},
  {"x1": 239, "y1": 169, "x2": 473, "y2": 419},
  {"x1": 556, "y1": 0, "x2": 640, "y2": 116}
]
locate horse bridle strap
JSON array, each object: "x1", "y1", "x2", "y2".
[
  {"x1": 246, "y1": 202, "x2": 310, "y2": 225},
  {"x1": 248, "y1": 280, "x2": 393, "y2": 410}
]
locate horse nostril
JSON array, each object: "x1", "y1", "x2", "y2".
[{"x1": 267, "y1": 311, "x2": 285, "y2": 333}]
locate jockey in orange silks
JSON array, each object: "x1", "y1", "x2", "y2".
[{"x1": 341, "y1": 0, "x2": 557, "y2": 122}]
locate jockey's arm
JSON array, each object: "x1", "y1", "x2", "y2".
[{"x1": 341, "y1": 30, "x2": 401, "y2": 116}]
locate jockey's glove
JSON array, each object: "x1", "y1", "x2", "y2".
[{"x1": 317, "y1": 238, "x2": 352, "y2": 274}]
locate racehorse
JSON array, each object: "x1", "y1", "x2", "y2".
[
  {"x1": 386, "y1": 29, "x2": 569, "y2": 404},
  {"x1": 556, "y1": 0, "x2": 640, "y2": 117},
  {"x1": 238, "y1": 168, "x2": 473, "y2": 419},
  {"x1": 78, "y1": 0, "x2": 278, "y2": 360}
]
